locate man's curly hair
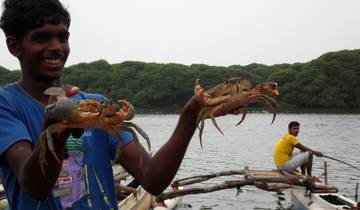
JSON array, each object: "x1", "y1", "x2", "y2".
[{"x1": 0, "y1": 0, "x2": 70, "y2": 39}]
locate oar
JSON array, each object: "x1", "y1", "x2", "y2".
[{"x1": 323, "y1": 155, "x2": 360, "y2": 171}]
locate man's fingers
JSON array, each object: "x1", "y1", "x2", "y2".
[{"x1": 63, "y1": 85, "x2": 80, "y2": 97}]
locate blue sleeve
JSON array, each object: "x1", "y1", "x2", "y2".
[
  {"x1": 109, "y1": 130, "x2": 136, "y2": 160},
  {"x1": 0, "y1": 98, "x2": 32, "y2": 157}
]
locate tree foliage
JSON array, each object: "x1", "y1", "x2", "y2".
[{"x1": 1, "y1": 49, "x2": 359, "y2": 112}]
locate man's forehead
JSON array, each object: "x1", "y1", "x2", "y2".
[
  {"x1": 31, "y1": 23, "x2": 69, "y2": 32},
  {"x1": 25, "y1": 23, "x2": 69, "y2": 37}
]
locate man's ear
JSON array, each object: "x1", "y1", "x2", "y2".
[{"x1": 6, "y1": 36, "x2": 21, "y2": 57}]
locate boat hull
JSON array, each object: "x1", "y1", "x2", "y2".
[
  {"x1": 291, "y1": 188, "x2": 357, "y2": 210},
  {"x1": 118, "y1": 186, "x2": 153, "y2": 210},
  {"x1": 153, "y1": 194, "x2": 183, "y2": 210}
]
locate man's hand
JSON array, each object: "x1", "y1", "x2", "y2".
[
  {"x1": 43, "y1": 85, "x2": 83, "y2": 139},
  {"x1": 314, "y1": 151, "x2": 323, "y2": 157}
]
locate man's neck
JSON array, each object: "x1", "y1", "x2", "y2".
[{"x1": 18, "y1": 77, "x2": 60, "y2": 106}]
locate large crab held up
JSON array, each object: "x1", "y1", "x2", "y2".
[
  {"x1": 39, "y1": 87, "x2": 150, "y2": 177},
  {"x1": 194, "y1": 77, "x2": 279, "y2": 147}
]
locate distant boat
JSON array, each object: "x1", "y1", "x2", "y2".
[{"x1": 291, "y1": 187, "x2": 358, "y2": 210}]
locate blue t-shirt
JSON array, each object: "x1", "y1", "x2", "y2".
[{"x1": 0, "y1": 83, "x2": 134, "y2": 210}]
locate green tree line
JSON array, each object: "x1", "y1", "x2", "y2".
[{"x1": 1, "y1": 49, "x2": 359, "y2": 113}]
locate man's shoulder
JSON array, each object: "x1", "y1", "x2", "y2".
[
  {"x1": 284, "y1": 134, "x2": 299, "y2": 144},
  {"x1": 0, "y1": 83, "x2": 21, "y2": 103},
  {"x1": 284, "y1": 133, "x2": 295, "y2": 139},
  {"x1": 0, "y1": 82, "x2": 18, "y2": 95}
]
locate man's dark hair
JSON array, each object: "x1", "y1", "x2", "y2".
[
  {"x1": 288, "y1": 121, "x2": 300, "y2": 129},
  {"x1": 0, "y1": 0, "x2": 70, "y2": 39}
]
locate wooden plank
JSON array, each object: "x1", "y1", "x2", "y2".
[{"x1": 243, "y1": 168, "x2": 307, "y2": 184}]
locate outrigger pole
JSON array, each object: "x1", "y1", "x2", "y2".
[{"x1": 323, "y1": 155, "x2": 360, "y2": 171}]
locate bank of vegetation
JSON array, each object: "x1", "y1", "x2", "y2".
[{"x1": 1, "y1": 49, "x2": 359, "y2": 113}]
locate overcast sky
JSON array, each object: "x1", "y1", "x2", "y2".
[{"x1": 1, "y1": 0, "x2": 359, "y2": 70}]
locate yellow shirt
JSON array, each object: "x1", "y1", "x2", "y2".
[{"x1": 273, "y1": 133, "x2": 299, "y2": 167}]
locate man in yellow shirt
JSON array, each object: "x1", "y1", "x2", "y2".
[{"x1": 273, "y1": 121, "x2": 323, "y2": 176}]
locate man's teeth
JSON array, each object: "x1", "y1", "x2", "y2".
[{"x1": 44, "y1": 58, "x2": 61, "y2": 64}]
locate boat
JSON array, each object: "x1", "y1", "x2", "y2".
[
  {"x1": 289, "y1": 161, "x2": 359, "y2": 210},
  {"x1": 117, "y1": 185, "x2": 154, "y2": 210},
  {"x1": 117, "y1": 185, "x2": 183, "y2": 210},
  {"x1": 0, "y1": 166, "x2": 182, "y2": 210},
  {"x1": 115, "y1": 165, "x2": 183, "y2": 210},
  {"x1": 153, "y1": 187, "x2": 183, "y2": 210},
  {"x1": 0, "y1": 183, "x2": 182, "y2": 210},
  {"x1": 0, "y1": 184, "x2": 8, "y2": 210},
  {"x1": 291, "y1": 187, "x2": 358, "y2": 210},
  {"x1": 155, "y1": 166, "x2": 359, "y2": 210}
]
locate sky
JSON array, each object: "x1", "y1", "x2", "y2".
[{"x1": 1, "y1": 0, "x2": 360, "y2": 70}]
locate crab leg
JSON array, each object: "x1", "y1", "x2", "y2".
[
  {"x1": 107, "y1": 128, "x2": 125, "y2": 162},
  {"x1": 197, "y1": 115, "x2": 224, "y2": 148},
  {"x1": 195, "y1": 79, "x2": 231, "y2": 106},
  {"x1": 38, "y1": 129, "x2": 60, "y2": 178},
  {"x1": 198, "y1": 119, "x2": 206, "y2": 148},
  {"x1": 235, "y1": 109, "x2": 247, "y2": 126},
  {"x1": 45, "y1": 129, "x2": 61, "y2": 164},
  {"x1": 38, "y1": 130, "x2": 48, "y2": 177},
  {"x1": 38, "y1": 123, "x2": 68, "y2": 177},
  {"x1": 263, "y1": 99, "x2": 277, "y2": 124},
  {"x1": 210, "y1": 115, "x2": 224, "y2": 135},
  {"x1": 110, "y1": 126, "x2": 147, "y2": 168},
  {"x1": 123, "y1": 122, "x2": 151, "y2": 151},
  {"x1": 248, "y1": 94, "x2": 277, "y2": 124}
]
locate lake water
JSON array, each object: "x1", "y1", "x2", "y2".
[{"x1": 132, "y1": 113, "x2": 360, "y2": 210}]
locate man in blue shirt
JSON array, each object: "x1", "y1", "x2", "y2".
[{"x1": 0, "y1": 0, "x2": 201, "y2": 209}]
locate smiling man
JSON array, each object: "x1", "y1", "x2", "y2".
[{"x1": 0, "y1": 0, "x2": 201, "y2": 209}]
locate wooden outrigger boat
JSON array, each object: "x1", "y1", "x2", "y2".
[{"x1": 156, "y1": 165, "x2": 359, "y2": 210}]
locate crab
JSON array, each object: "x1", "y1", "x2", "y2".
[
  {"x1": 39, "y1": 87, "x2": 150, "y2": 177},
  {"x1": 194, "y1": 77, "x2": 279, "y2": 147}
]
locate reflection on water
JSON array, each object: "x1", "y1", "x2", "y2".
[{"x1": 133, "y1": 114, "x2": 360, "y2": 210}]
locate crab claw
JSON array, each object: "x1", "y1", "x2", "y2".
[
  {"x1": 194, "y1": 79, "x2": 207, "y2": 104},
  {"x1": 116, "y1": 100, "x2": 135, "y2": 121},
  {"x1": 265, "y1": 82, "x2": 279, "y2": 96},
  {"x1": 249, "y1": 94, "x2": 277, "y2": 124},
  {"x1": 44, "y1": 86, "x2": 66, "y2": 104},
  {"x1": 235, "y1": 109, "x2": 247, "y2": 126}
]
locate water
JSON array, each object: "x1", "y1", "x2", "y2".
[{"x1": 132, "y1": 113, "x2": 360, "y2": 209}]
